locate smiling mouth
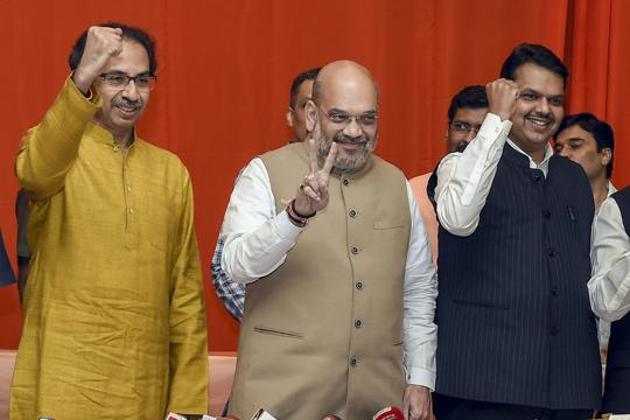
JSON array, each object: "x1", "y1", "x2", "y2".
[
  {"x1": 115, "y1": 105, "x2": 139, "y2": 117},
  {"x1": 525, "y1": 116, "x2": 552, "y2": 128}
]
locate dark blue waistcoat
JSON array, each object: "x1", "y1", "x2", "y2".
[
  {"x1": 434, "y1": 143, "x2": 601, "y2": 409},
  {"x1": 603, "y1": 186, "x2": 630, "y2": 413}
]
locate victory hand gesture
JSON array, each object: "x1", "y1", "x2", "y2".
[
  {"x1": 72, "y1": 26, "x2": 124, "y2": 93},
  {"x1": 293, "y1": 138, "x2": 338, "y2": 216}
]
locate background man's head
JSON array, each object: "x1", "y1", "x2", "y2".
[
  {"x1": 69, "y1": 23, "x2": 156, "y2": 137},
  {"x1": 554, "y1": 113, "x2": 614, "y2": 180},
  {"x1": 446, "y1": 85, "x2": 489, "y2": 152},
  {"x1": 500, "y1": 43, "x2": 568, "y2": 157},
  {"x1": 306, "y1": 60, "x2": 379, "y2": 173},
  {"x1": 286, "y1": 67, "x2": 320, "y2": 142}
]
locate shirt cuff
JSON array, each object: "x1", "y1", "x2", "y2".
[
  {"x1": 406, "y1": 366, "x2": 436, "y2": 391},
  {"x1": 67, "y1": 75, "x2": 101, "y2": 106},
  {"x1": 271, "y1": 209, "x2": 305, "y2": 241},
  {"x1": 479, "y1": 112, "x2": 512, "y2": 142}
]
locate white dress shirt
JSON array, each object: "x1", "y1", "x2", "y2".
[
  {"x1": 220, "y1": 157, "x2": 438, "y2": 389},
  {"x1": 434, "y1": 113, "x2": 556, "y2": 236},
  {"x1": 589, "y1": 195, "x2": 630, "y2": 322}
]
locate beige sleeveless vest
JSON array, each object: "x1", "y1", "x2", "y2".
[{"x1": 229, "y1": 143, "x2": 410, "y2": 420}]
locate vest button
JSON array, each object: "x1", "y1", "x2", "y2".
[
  {"x1": 354, "y1": 319, "x2": 363, "y2": 328},
  {"x1": 547, "y1": 248, "x2": 556, "y2": 257},
  {"x1": 531, "y1": 172, "x2": 543, "y2": 183},
  {"x1": 349, "y1": 209, "x2": 357, "y2": 218},
  {"x1": 356, "y1": 281, "x2": 363, "y2": 290},
  {"x1": 342, "y1": 178, "x2": 350, "y2": 187},
  {"x1": 350, "y1": 357, "x2": 358, "y2": 367},
  {"x1": 551, "y1": 288, "x2": 559, "y2": 297},
  {"x1": 351, "y1": 246, "x2": 359, "y2": 255},
  {"x1": 543, "y1": 209, "x2": 552, "y2": 219},
  {"x1": 551, "y1": 326, "x2": 560, "y2": 335}
]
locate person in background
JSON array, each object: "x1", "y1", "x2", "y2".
[
  {"x1": 554, "y1": 113, "x2": 616, "y2": 403},
  {"x1": 15, "y1": 189, "x2": 30, "y2": 303},
  {"x1": 589, "y1": 185, "x2": 630, "y2": 415},
  {"x1": 0, "y1": 229, "x2": 16, "y2": 287},
  {"x1": 554, "y1": 112, "x2": 615, "y2": 209},
  {"x1": 409, "y1": 85, "x2": 488, "y2": 263}
]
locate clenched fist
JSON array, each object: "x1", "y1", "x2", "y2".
[
  {"x1": 72, "y1": 26, "x2": 124, "y2": 93},
  {"x1": 486, "y1": 78, "x2": 519, "y2": 122}
]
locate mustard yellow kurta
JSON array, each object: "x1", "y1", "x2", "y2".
[{"x1": 10, "y1": 79, "x2": 208, "y2": 419}]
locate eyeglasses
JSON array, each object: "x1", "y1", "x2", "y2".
[
  {"x1": 99, "y1": 72, "x2": 157, "y2": 91},
  {"x1": 318, "y1": 105, "x2": 378, "y2": 128},
  {"x1": 450, "y1": 121, "x2": 481, "y2": 136}
]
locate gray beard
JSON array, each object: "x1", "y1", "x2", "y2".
[{"x1": 313, "y1": 123, "x2": 377, "y2": 174}]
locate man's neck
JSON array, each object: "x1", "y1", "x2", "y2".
[
  {"x1": 93, "y1": 120, "x2": 134, "y2": 152},
  {"x1": 591, "y1": 175, "x2": 610, "y2": 210},
  {"x1": 508, "y1": 138, "x2": 549, "y2": 165}
]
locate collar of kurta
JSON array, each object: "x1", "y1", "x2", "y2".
[{"x1": 84, "y1": 121, "x2": 140, "y2": 151}]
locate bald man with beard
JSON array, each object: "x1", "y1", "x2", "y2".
[{"x1": 218, "y1": 60, "x2": 438, "y2": 420}]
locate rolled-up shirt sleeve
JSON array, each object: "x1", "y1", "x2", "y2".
[
  {"x1": 589, "y1": 197, "x2": 630, "y2": 322},
  {"x1": 220, "y1": 158, "x2": 303, "y2": 284},
  {"x1": 403, "y1": 182, "x2": 438, "y2": 390},
  {"x1": 435, "y1": 113, "x2": 512, "y2": 236}
]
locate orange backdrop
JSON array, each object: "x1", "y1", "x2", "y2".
[{"x1": 1, "y1": 0, "x2": 629, "y2": 351}]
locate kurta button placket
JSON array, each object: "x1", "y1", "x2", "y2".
[
  {"x1": 351, "y1": 246, "x2": 359, "y2": 255},
  {"x1": 355, "y1": 281, "x2": 363, "y2": 290},
  {"x1": 349, "y1": 209, "x2": 357, "y2": 218}
]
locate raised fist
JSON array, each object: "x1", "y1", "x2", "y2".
[
  {"x1": 73, "y1": 26, "x2": 124, "y2": 93},
  {"x1": 486, "y1": 78, "x2": 519, "y2": 122}
]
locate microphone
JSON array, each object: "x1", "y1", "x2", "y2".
[{"x1": 372, "y1": 406, "x2": 405, "y2": 420}]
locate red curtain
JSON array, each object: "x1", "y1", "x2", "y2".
[{"x1": 0, "y1": 0, "x2": 628, "y2": 351}]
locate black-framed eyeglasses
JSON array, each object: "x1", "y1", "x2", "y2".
[
  {"x1": 317, "y1": 105, "x2": 378, "y2": 128},
  {"x1": 99, "y1": 72, "x2": 157, "y2": 91}
]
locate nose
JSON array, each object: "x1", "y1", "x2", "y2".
[
  {"x1": 556, "y1": 145, "x2": 569, "y2": 157},
  {"x1": 342, "y1": 117, "x2": 363, "y2": 138},
  {"x1": 463, "y1": 130, "x2": 476, "y2": 143},
  {"x1": 122, "y1": 80, "x2": 141, "y2": 101},
  {"x1": 537, "y1": 97, "x2": 550, "y2": 114}
]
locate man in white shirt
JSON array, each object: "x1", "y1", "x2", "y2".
[
  {"x1": 219, "y1": 60, "x2": 437, "y2": 420},
  {"x1": 431, "y1": 43, "x2": 600, "y2": 419},
  {"x1": 590, "y1": 187, "x2": 630, "y2": 414}
]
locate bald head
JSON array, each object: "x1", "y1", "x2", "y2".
[
  {"x1": 306, "y1": 60, "x2": 380, "y2": 173},
  {"x1": 311, "y1": 60, "x2": 379, "y2": 106}
]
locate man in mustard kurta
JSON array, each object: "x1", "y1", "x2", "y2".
[{"x1": 11, "y1": 23, "x2": 208, "y2": 419}]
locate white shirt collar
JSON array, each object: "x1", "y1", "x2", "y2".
[{"x1": 506, "y1": 139, "x2": 554, "y2": 177}]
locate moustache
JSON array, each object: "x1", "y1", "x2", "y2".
[
  {"x1": 525, "y1": 111, "x2": 554, "y2": 124},
  {"x1": 113, "y1": 97, "x2": 142, "y2": 110},
  {"x1": 333, "y1": 132, "x2": 368, "y2": 145}
]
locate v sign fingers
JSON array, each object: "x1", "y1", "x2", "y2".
[{"x1": 322, "y1": 142, "x2": 338, "y2": 175}]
